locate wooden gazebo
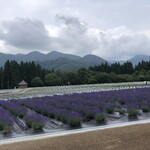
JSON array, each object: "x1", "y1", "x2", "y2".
[{"x1": 18, "y1": 80, "x2": 28, "y2": 89}]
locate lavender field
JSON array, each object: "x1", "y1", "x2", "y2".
[{"x1": 0, "y1": 86, "x2": 150, "y2": 139}]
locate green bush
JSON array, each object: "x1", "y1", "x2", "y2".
[
  {"x1": 128, "y1": 109, "x2": 139, "y2": 118},
  {"x1": 117, "y1": 109, "x2": 126, "y2": 115},
  {"x1": 26, "y1": 120, "x2": 32, "y2": 128},
  {"x1": 0, "y1": 123, "x2": 4, "y2": 131},
  {"x1": 31, "y1": 77, "x2": 43, "y2": 87},
  {"x1": 141, "y1": 105, "x2": 149, "y2": 113},
  {"x1": 85, "y1": 111, "x2": 94, "y2": 120},
  {"x1": 68, "y1": 117, "x2": 81, "y2": 128},
  {"x1": 48, "y1": 112, "x2": 55, "y2": 119},
  {"x1": 18, "y1": 112, "x2": 25, "y2": 119},
  {"x1": 105, "y1": 107, "x2": 114, "y2": 114},
  {"x1": 0, "y1": 123, "x2": 11, "y2": 135},
  {"x1": 95, "y1": 113, "x2": 106, "y2": 123},
  {"x1": 32, "y1": 122, "x2": 44, "y2": 131},
  {"x1": 3, "y1": 126, "x2": 11, "y2": 135}
]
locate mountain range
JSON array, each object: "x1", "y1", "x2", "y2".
[
  {"x1": 37, "y1": 54, "x2": 106, "y2": 71},
  {"x1": 0, "y1": 51, "x2": 107, "y2": 71},
  {"x1": 0, "y1": 51, "x2": 149, "y2": 71}
]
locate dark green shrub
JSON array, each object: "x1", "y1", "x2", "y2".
[
  {"x1": 128, "y1": 109, "x2": 139, "y2": 118},
  {"x1": 61, "y1": 116, "x2": 67, "y2": 124},
  {"x1": 85, "y1": 111, "x2": 94, "y2": 120},
  {"x1": 32, "y1": 122, "x2": 44, "y2": 131},
  {"x1": 0, "y1": 123, "x2": 4, "y2": 131},
  {"x1": 117, "y1": 109, "x2": 126, "y2": 115},
  {"x1": 56, "y1": 114, "x2": 67, "y2": 124},
  {"x1": 141, "y1": 105, "x2": 150, "y2": 113},
  {"x1": 3, "y1": 126, "x2": 11, "y2": 135},
  {"x1": 95, "y1": 113, "x2": 106, "y2": 123},
  {"x1": 68, "y1": 117, "x2": 81, "y2": 128},
  {"x1": 48, "y1": 112, "x2": 55, "y2": 119},
  {"x1": 105, "y1": 107, "x2": 114, "y2": 114},
  {"x1": 18, "y1": 112, "x2": 24, "y2": 119},
  {"x1": 26, "y1": 120, "x2": 32, "y2": 128}
]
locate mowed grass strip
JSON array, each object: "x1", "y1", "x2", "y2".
[{"x1": 0, "y1": 123, "x2": 150, "y2": 150}]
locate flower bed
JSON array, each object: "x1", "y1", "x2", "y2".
[
  {"x1": 0, "y1": 87, "x2": 149, "y2": 137},
  {"x1": 0, "y1": 106, "x2": 14, "y2": 134}
]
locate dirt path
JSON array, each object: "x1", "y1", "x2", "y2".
[{"x1": 0, "y1": 123, "x2": 150, "y2": 150}]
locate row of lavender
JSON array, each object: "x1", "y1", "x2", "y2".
[
  {"x1": 0, "y1": 106, "x2": 13, "y2": 134},
  {"x1": 12, "y1": 87, "x2": 150, "y2": 127},
  {"x1": 0, "y1": 100, "x2": 45, "y2": 134},
  {"x1": 0, "y1": 87, "x2": 149, "y2": 134}
]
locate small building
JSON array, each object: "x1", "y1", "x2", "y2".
[{"x1": 18, "y1": 80, "x2": 28, "y2": 89}]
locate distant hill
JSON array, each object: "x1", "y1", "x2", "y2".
[
  {"x1": 0, "y1": 51, "x2": 150, "y2": 71},
  {"x1": 46, "y1": 51, "x2": 80, "y2": 60},
  {"x1": 128, "y1": 55, "x2": 150, "y2": 65},
  {"x1": 38, "y1": 55, "x2": 107, "y2": 71},
  {"x1": 110, "y1": 55, "x2": 150, "y2": 65},
  {"x1": 0, "y1": 51, "x2": 81, "y2": 66},
  {"x1": 0, "y1": 51, "x2": 107, "y2": 71}
]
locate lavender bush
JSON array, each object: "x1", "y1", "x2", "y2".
[
  {"x1": 24, "y1": 114, "x2": 45, "y2": 131},
  {"x1": 0, "y1": 100, "x2": 27, "y2": 118},
  {"x1": 10, "y1": 87, "x2": 150, "y2": 128},
  {"x1": 0, "y1": 106, "x2": 13, "y2": 134}
]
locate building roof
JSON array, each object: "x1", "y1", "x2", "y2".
[{"x1": 18, "y1": 80, "x2": 28, "y2": 86}]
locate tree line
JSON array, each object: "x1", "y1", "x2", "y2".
[
  {"x1": 0, "y1": 60, "x2": 150, "y2": 89},
  {"x1": 0, "y1": 60, "x2": 49, "y2": 89}
]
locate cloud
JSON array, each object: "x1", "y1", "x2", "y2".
[
  {"x1": 50, "y1": 15, "x2": 100, "y2": 55},
  {"x1": 0, "y1": 18, "x2": 51, "y2": 51},
  {"x1": 93, "y1": 26, "x2": 150, "y2": 60},
  {"x1": 0, "y1": 16, "x2": 150, "y2": 60},
  {"x1": 50, "y1": 16, "x2": 150, "y2": 60}
]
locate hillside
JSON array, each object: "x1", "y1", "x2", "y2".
[
  {"x1": 0, "y1": 51, "x2": 150, "y2": 70},
  {"x1": 38, "y1": 55, "x2": 107, "y2": 71},
  {"x1": 128, "y1": 55, "x2": 150, "y2": 65},
  {"x1": 0, "y1": 51, "x2": 107, "y2": 71},
  {"x1": 0, "y1": 51, "x2": 81, "y2": 66}
]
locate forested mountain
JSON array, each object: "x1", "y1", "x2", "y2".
[
  {"x1": 0, "y1": 51, "x2": 81, "y2": 66},
  {"x1": 38, "y1": 54, "x2": 107, "y2": 71},
  {"x1": 0, "y1": 52, "x2": 149, "y2": 71},
  {"x1": 0, "y1": 51, "x2": 107, "y2": 71}
]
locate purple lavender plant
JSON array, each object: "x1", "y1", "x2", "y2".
[{"x1": 24, "y1": 113, "x2": 45, "y2": 131}]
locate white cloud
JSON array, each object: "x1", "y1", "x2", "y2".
[
  {"x1": 49, "y1": 15, "x2": 100, "y2": 55},
  {"x1": 93, "y1": 27, "x2": 150, "y2": 60},
  {"x1": 0, "y1": 16, "x2": 150, "y2": 60},
  {"x1": 0, "y1": 18, "x2": 51, "y2": 51}
]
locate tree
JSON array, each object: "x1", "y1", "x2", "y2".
[
  {"x1": 77, "y1": 68, "x2": 89, "y2": 84},
  {"x1": 3, "y1": 60, "x2": 10, "y2": 89},
  {"x1": 95, "y1": 72, "x2": 111, "y2": 83},
  {"x1": 0, "y1": 67, "x2": 3, "y2": 89},
  {"x1": 45, "y1": 73, "x2": 61, "y2": 86},
  {"x1": 9, "y1": 60, "x2": 21, "y2": 88},
  {"x1": 64, "y1": 72, "x2": 78, "y2": 85},
  {"x1": 31, "y1": 77, "x2": 43, "y2": 87}
]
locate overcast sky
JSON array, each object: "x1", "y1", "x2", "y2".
[{"x1": 0, "y1": 0, "x2": 150, "y2": 60}]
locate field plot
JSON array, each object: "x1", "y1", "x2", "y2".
[
  {"x1": 0, "y1": 81, "x2": 149, "y2": 99},
  {"x1": 0, "y1": 84, "x2": 149, "y2": 140}
]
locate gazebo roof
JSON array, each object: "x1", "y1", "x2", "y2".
[{"x1": 18, "y1": 80, "x2": 28, "y2": 86}]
